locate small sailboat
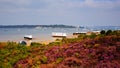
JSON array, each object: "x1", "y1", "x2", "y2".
[{"x1": 35, "y1": 26, "x2": 42, "y2": 29}]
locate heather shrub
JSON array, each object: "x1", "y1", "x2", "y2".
[{"x1": 1, "y1": 30, "x2": 120, "y2": 68}]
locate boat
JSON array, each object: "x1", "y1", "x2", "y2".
[
  {"x1": 35, "y1": 26, "x2": 42, "y2": 29},
  {"x1": 19, "y1": 40, "x2": 27, "y2": 45},
  {"x1": 73, "y1": 25, "x2": 87, "y2": 35},
  {"x1": 73, "y1": 32, "x2": 87, "y2": 35},
  {"x1": 52, "y1": 32, "x2": 67, "y2": 37},
  {"x1": 24, "y1": 35, "x2": 32, "y2": 40}
]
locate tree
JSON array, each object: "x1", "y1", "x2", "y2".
[
  {"x1": 100, "y1": 30, "x2": 106, "y2": 35},
  {"x1": 106, "y1": 30, "x2": 112, "y2": 35}
]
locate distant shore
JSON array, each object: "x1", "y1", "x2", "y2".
[{"x1": 0, "y1": 24, "x2": 76, "y2": 28}]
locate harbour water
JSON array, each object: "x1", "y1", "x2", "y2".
[{"x1": 0, "y1": 26, "x2": 120, "y2": 42}]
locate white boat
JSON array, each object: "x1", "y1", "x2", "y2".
[
  {"x1": 92, "y1": 31, "x2": 100, "y2": 33},
  {"x1": 19, "y1": 40, "x2": 27, "y2": 45},
  {"x1": 52, "y1": 32, "x2": 67, "y2": 37},
  {"x1": 24, "y1": 35, "x2": 32, "y2": 40}
]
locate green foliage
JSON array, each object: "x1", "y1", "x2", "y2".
[
  {"x1": 100, "y1": 30, "x2": 106, "y2": 34},
  {"x1": 100, "y1": 30, "x2": 117, "y2": 36},
  {"x1": 61, "y1": 37, "x2": 69, "y2": 44},
  {"x1": 78, "y1": 33, "x2": 97, "y2": 39},
  {"x1": 62, "y1": 37, "x2": 83, "y2": 44},
  {"x1": 0, "y1": 42, "x2": 30, "y2": 68},
  {"x1": 55, "y1": 39, "x2": 61, "y2": 41},
  {"x1": 99, "y1": 30, "x2": 120, "y2": 36},
  {"x1": 40, "y1": 55, "x2": 48, "y2": 64},
  {"x1": 78, "y1": 34, "x2": 88, "y2": 39},
  {"x1": 55, "y1": 57, "x2": 64, "y2": 64},
  {"x1": 88, "y1": 33, "x2": 97, "y2": 39},
  {"x1": 111, "y1": 30, "x2": 120, "y2": 36},
  {"x1": 106, "y1": 30, "x2": 112, "y2": 35},
  {"x1": 31, "y1": 42, "x2": 42, "y2": 46},
  {"x1": 48, "y1": 41, "x2": 62, "y2": 46}
]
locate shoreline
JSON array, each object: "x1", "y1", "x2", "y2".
[
  {"x1": 0, "y1": 39, "x2": 53, "y2": 45},
  {"x1": 0, "y1": 35, "x2": 77, "y2": 45}
]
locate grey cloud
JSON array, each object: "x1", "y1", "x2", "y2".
[
  {"x1": 0, "y1": 0, "x2": 120, "y2": 13},
  {"x1": 0, "y1": 0, "x2": 31, "y2": 5}
]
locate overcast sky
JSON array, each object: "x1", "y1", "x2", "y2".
[{"x1": 0, "y1": 0, "x2": 120, "y2": 26}]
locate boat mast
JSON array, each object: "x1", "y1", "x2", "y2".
[{"x1": 76, "y1": 26, "x2": 79, "y2": 32}]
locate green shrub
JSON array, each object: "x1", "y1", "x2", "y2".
[
  {"x1": 106, "y1": 30, "x2": 112, "y2": 35},
  {"x1": 0, "y1": 42, "x2": 29, "y2": 68},
  {"x1": 31, "y1": 42, "x2": 42, "y2": 46},
  {"x1": 78, "y1": 34, "x2": 88, "y2": 39},
  {"x1": 49, "y1": 42, "x2": 62, "y2": 46},
  {"x1": 100, "y1": 30, "x2": 106, "y2": 35},
  {"x1": 89, "y1": 33, "x2": 97, "y2": 39}
]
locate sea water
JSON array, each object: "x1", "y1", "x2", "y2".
[
  {"x1": 0, "y1": 26, "x2": 120, "y2": 42},
  {"x1": 0, "y1": 27, "x2": 76, "y2": 42}
]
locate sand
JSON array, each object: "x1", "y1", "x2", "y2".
[{"x1": 0, "y1": 34, "x2": 77, "y2": 45}]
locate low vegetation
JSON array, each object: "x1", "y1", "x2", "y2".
[{"x1": 0, "y1": 30, "x2": 120, "y2": 68}]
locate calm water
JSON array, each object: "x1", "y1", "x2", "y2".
[{"x1": 0, "y1": 26, "x2": 120, "y2": 42}]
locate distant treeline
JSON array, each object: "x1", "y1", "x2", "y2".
[{"x1": 0, "y1": 24, "x2": 76, "y2": 28}]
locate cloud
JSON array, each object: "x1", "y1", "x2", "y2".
[
  {"x1": 0, "y1": 0, "x2": 120, "y2": 26},
  {"x1": 50, "y1": 0, "x2": 120, "y2": 8},
  {"x1": 0, "y1": 0, "x2": 120, "y2": 13},
  {"x1": 84, "y1": 0, "x2": 120, "y2": 8},
  {"x1": 0, "y1": 0, "x2": 120, "y2": 8},
  {"x1": 0, "y1": 0, "x2": 31, "y2": 5}
]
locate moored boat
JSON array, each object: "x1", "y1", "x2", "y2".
[
  {"x1": 73, "y1": 32, "x2": 87, "y2": 35},
  {"x1": 52, "y1": 32, "x2": 67, "y2": 37},
  {"x1": 24, "y1": 35, "x2": 32, "y2": 40}
]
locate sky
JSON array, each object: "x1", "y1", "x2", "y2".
[{"x1": 0, "y1": 0, "x2": 120, "y2": 26}]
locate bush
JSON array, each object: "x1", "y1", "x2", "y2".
[
  {"x1": 106, "y1": 30, "x2": 112, "y2": 35},
  {"x1": 78, "y1": 34, "x2": 88, "y2": 39},
  {"x1": 31, "y1": 42, "x2": 42, "y2": 46},
  {"x1": 89, "y1": 33, "x2": 97, "y2": 39},
  {"x1": 48, "y1": 42, "x2": 62, "y2": 46},
  {"x1": 0, "y1": 42, "x2": 29, "y2": 68},
  {"x1": 100, "y1": 30, "x2": 106, "y2": 35}
]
